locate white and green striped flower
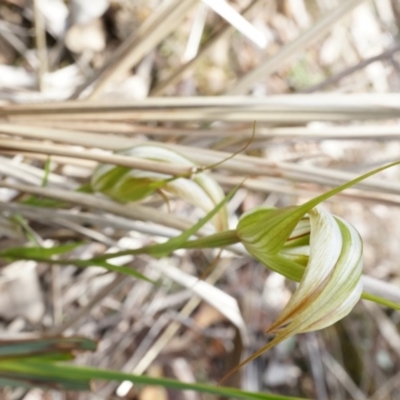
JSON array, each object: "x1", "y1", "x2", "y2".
[
  {"x1": 221, "y1": 205, "x2": 363, "y2": 382},
  {"x1": 238, "y1": 205, "x2": 363, "y2": 331}
]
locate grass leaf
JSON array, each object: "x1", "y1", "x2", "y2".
[
  {"x1": 0, "y1": 242, "x2": 84, "y2": 259},
  {"x1": 0, "y1": 360, "x2": 306, "y2": 399}
]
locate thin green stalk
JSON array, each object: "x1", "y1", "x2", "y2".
[
  {"x1": 181, "y1": 229, "x2": 240, "y2": 248},
  {"x1": 361, "y1": 292, "x2": 400, "y2": 312}
]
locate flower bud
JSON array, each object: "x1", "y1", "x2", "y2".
[{"x1": 92, "y1": 145, "x2": 228, "y2": 231}]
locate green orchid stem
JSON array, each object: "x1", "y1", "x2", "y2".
[
  {"x1": 177, "y1": 229, "x2": 240, "y2": 249},
  {"x1": 89, "y1": 231, "x2": 240, "y2": 262},
  {"x1": 361, "y1": 292, "x2": 400, "y2": 312}
]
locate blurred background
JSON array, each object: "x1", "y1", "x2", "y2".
[{"x1": 1, "y1": 0, "x2": 400, "y2": 399}]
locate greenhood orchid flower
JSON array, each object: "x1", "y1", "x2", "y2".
[{"x1": 221, "y1": 206, "x2": 363, "y2": 382}]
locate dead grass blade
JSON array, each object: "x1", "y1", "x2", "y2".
[
  {"x1": 0, "y1": 138, "x2": 192, "y2": 176},
  {"x1": 0, "y1": 181, "x2": 199, "y2": 233},
  {"x1": 2, "y1": 126, "x2": 400, "y2": 196},
  {"x1": 3, "y1": 94, "x2": 400, "y2": 122},
  {"x1": 151, "y1": 0, "x2": 264, "y2": 96},
  {"x1": 33, "y1": 0, "x2": 48, "y2": 92},
  {"x1": 5, "y1": 121, "x2": 400, "y2": 141},
  {"x1": 72, "y1": 0, "x2": 199, "y2": 99}
]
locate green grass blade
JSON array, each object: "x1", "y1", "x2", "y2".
[
  {"x1": 0, "y1": 248, "x2": 156, "y2": 284},
  {"x1": 298, "y1": 160, "x2": 400, "y2": 213},
  {"x1": 75, "y1": 260, "x2": 158, "y2": 284},
  {"x1": 0, "y1": 377, "x2": 34, "y2": 389},
  {"x1": 19, "y1": 196, "x2": 67, "y2": 208},
  {"x1": 0, "y1": 338, "x2": 96, "y2": 358},
  {"x1": 42, "y1": 156, "x2": 51, "y2": 187},
  {"x1": 0, "y1": 242, "x2": 84, "y2": 259},
  {"x1": 10, "y1": 214, "x2": 40, "y2": 245},
  {"x1": 0, "y1": 370, "x2": 91, "y2": 391},
  {"x1": 0, "y1": 360, "x2": 306, "y2": 400}
]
